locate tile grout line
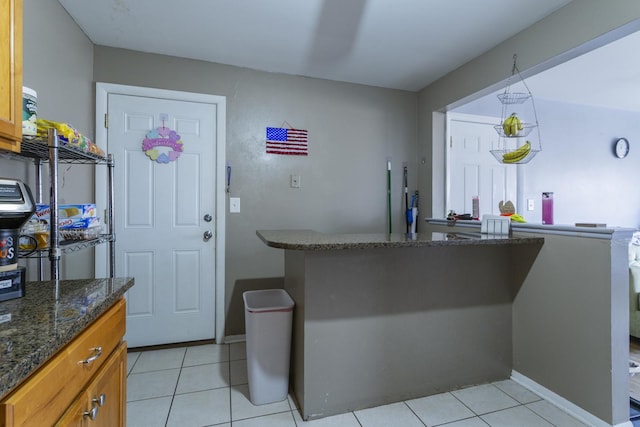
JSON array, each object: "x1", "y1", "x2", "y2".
[
  {"x1": 126, "y1": 345, "x2": 585, "y2": 427},
  {"x1": 164, "y1": 347, "x2": 188, "y2": 427},
  {"x1": 449, "y1": 390, "x2": 482, "y2": 417},
  {"x1": 448, "y1": 384, "x2": 526, "y2": 422},
  {"x1": 227, "y1": 344, "x2": 234, "y2": 426},
  {"x1": 401, "y1": 400, "x2": 428, "y2": 426},
  {"x1": 520, "y1": 403, "x2": 560, "y2": 427}
]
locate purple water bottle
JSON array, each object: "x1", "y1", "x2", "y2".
[{"x1": 542, "y1": 192, "x2": 553, "y2": 225}]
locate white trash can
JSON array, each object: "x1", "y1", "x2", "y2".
[{"x1": 243, "y1": 289, "x2": 295, "y2": 405}]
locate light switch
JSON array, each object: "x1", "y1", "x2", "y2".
[
  {"x1": 230, "y1": 197, "x2": 240, "y2": 213},
  {"x1": 290, "y1": 174, "x2": 301, "y2": 188},
  {"x1": 527, "y1": 199, "x2": 534, "y2": 211}
]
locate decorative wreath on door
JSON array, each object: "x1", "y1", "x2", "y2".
[{"x1": 142, "y1": 127, "x2": 184, "y2": 164}]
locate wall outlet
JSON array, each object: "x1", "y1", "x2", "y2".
[
  {"x1": 229, "y1": 197, "x2": 240, "y2": 213},
  {"x1": 527, "y1": 199, "x2": 534, "y2": 211},
  {"x1": 290, "y1": 174, "x2": 301, "y2": 188}
]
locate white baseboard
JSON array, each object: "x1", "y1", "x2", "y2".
[
  {"x1": 511, "y1": 370, "x2": 632, "y2": 427},
  {"x1": 223, "y1": 334, "x2": 246, "y2": 344}
]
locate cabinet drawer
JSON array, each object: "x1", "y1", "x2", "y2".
[
  {"x1": 0, "y1": 298, "x2": 125, "y2": 427},
  {"x1": 54, "y1": 342, "x2": 127, "y2": 427}
]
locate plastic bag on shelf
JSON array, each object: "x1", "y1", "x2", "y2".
[{"x1": 35, "y1": 119, "x2": 105, "y2": 157}]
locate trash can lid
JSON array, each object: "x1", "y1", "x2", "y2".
[{"x1": 243, "y1": 289, "x2": 294, "y2": 313}]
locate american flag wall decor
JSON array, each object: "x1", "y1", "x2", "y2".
[{"x1": 266, "y1": 127, "x2": 308, "y2": 156}]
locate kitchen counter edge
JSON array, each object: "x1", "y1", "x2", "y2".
[
  {"x1": 0, "y1": 277, "x2": 134, "y2": 399},
  {"x1": 426, "y1": 218, "x2": 637, "y2": 240},
  {"x1": 256, "y1": 229, "x2": 543, "y2": 251}
]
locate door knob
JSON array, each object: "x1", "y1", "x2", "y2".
[
  {"x1": 203, "y1": 214, "x2": 212, "y2": 222},
  {"x1": 203, "y1": 230, "x2": 213, "y2": 241},
  {"x1": 92, "y1": 393, "x2": 106, "y2": 407},
  {"x1": 83, "y1": 405, "x2": 99, "y2": 420}
]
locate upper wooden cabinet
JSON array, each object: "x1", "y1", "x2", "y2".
[{"x1": 0, "y1": 0, "x2": 22, "y2": 153}]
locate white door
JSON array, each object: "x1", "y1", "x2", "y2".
[
  {"x1": 108, "y1": 93, "x2": 217, "y2": 347},
  {"x1": 447, "y1": 113, "x2": 517, "y2": 217}
]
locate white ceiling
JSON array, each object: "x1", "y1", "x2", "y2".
[
  {"x1": 57, "y1": 0, "x2": 640, "y2": 111},
  {"x1": 58, "y1": 0, "x2": 573, "y2": 92}
]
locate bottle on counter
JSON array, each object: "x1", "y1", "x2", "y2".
[
  {"x1": 472, "y1": 196, "x2": 479, "y2": 220},
  {"x1": 542, "y1": 192, "x2": 554, "y2": 225}
]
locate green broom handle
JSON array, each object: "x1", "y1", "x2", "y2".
[{"x1": 387, "y1": 159, "x2": 392, "y2": 234}]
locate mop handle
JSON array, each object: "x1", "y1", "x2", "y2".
[{"x1": 387, "y1": 159, "x2": 392, "y2": 234}]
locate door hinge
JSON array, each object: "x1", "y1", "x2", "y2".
[
  {"x1": 450, "y1": 136, "x2": 453, "y2": 148},
  {"x1": 104, "y1": 113, "x2": 108, "y2": 129}
]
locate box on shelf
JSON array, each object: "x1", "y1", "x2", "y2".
[
  {"x1": 23, "y1": 205, "x2": 102, "y2": 245},
  {"x1": 60, "y1": 225, "x2": 103, "y2": 241},
  {"x1": 21, "y1": 217, "x2": 102, "y2": 247},
  {"x1": 58, "y1": 217, "x2": 100, "y2": 229},
  {"x1": 32, "y1": 203, "x2": 96, "y2": 222}
]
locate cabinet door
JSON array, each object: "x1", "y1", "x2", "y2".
[
  {"x1": 54, "y1": 397, "x2": 88, "y2": 427},
  {"x1": 55, "y1": 343, "x2": 127, "y2": 427},
  {"x1": 0, "y1": 0, "x2": 22, "y2": 152},
  {"x1": 87, "y1": 342, "x2": 126, "y2": 427}
]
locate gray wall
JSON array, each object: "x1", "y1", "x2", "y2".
[
  {"x1": 418, "y1": 0, "x2": 640, "y2": 220},
  {"x1": 287, "y1": 244, "x2": 518, "y2": 419},
  {"x1": 6, "y1": 1, "x2": 417, "y2": 335},
  {"x1": 1, "y1": 0, "x2": 95, "y2": 280},
  {"x1": 455, "y1": 97, "x2": 640, "y2": 227},
  {"x1": 92, "y1": 47, "x2": 418, "y2": 335},
  {"x1": 511, "y1": 228, "x2": 630, "y2": 425},
  {"x1": 11, "y1": 0, "x2": 639, "y2": 341}
]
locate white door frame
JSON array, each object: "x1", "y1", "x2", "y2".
[{"x1": 94, "y1": 82, "x2": 227, "y2": 344}]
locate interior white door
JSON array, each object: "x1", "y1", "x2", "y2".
[
  {"x1": 108, "y1": 94, "x2": 217, "y2": 347},
  {"x1": 447, "y1": 113, "x2": 517, "y2": 217}
]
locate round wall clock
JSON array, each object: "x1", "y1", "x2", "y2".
[{"x1": 615, "y1": 137, "x2": 630, "y2": 159}]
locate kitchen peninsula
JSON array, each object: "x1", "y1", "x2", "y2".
[
  {"x1": 0, "y1": 277, "x2": 134, "y2": 426},
  {"x1": 257, "y1": 229, "x2": 544, "y2": 420},
  {"x1": 259, "y1": 221, "x2": 635, "y2": 426}
]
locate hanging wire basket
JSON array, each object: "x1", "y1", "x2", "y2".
[
  {"x1": 493, "y1": 54, "x2": 542, "y2": 165},
  {"x1": 496, "y1": 92, "x2": 530, "y2": 105},
  {"x1": 490, "y1": 148, "x2": 540, "y2": 164},
  {"x1": 493, "y1": 123, "x2": 536, "y2": 138}
]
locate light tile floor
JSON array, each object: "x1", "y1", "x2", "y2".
[{"x1": 126, "y1": 343, "x2": 590, "y2": 427}]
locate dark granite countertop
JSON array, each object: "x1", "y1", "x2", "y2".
[
  {"x1": 256, "y1": 229, "x2": 544, "y2": 250},
  {"x1": 0, "y1": 277, "x2": 134, "y2": 399}
]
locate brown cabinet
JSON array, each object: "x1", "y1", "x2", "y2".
[
  {"x1": 53, "y1": 397, "x2": 86, "y2": 427},
  {"x1": 0, "y1": 298, "x2": 127, "y2": 427},
  {"x1": 56, "y1": 343, "x2": 127, "y2": 427},
  {"x1": 0, "y1": 0, "x2": 22, "y2": 152}
]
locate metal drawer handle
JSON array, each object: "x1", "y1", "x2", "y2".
[
  {"x1": 83, "y1": 405, "x2": 98, "y2": 420},
  {"x1": 92, "y1": 393, "x2": 106, "y2": 407},
  {"x1": 82, "y1": 346, "x2": 103, "y2": 365}
]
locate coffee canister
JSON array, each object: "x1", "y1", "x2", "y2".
[
  {"x1": 0, "y1": 229, "x2": 19, "y2": 272},
  {"x1": 22, "y1": 86, "x2": 37, "y2": 137}
]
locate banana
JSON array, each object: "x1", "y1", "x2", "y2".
[
  {"x1": 502, "y1": 141, "x2": 530, "y2": 160},
  {"x1": 510, "y1": 213, "x2": 526, "y2": 223},
  {"x1": 503, "y1": 151, "x2": 530, "y2": 164},
  {"x1": 502, "y1": 141, "x2": 531, "y2": 163},
  {"x1": 502, "y1": 115, "x2": 513, "y2": 136},
  {"x1": 503, "y1": 150, "x2": 529, "y2": 163},
  {"x1": 502, "y1": 113, "x2": 522, "y2": 136}
]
